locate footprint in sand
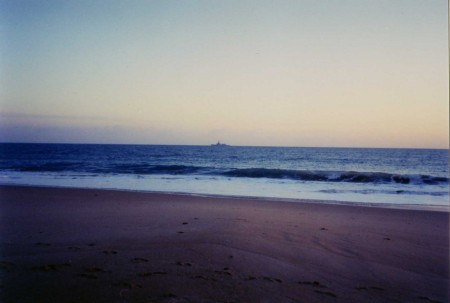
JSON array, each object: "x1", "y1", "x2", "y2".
[
  {"x1": 244, "y1": 275, "x2": 257, "y2": 281},
  {"x1": 355, "y1": 286, "x2": 384, "y2": 291},
  {"x1": 112, "y1": 281, "x2": 142, "y2": 289},
  {"x1": 192, "y1": 275, "x2": 208, "y2": 280},
  {"x1": 418, "y1": 296, "x2": 443, "y2": 303},
  {"x1": 32, "y1": 263, "x2": 71, "y2": 272},
  {"x1": 315, "y1": 290, "x2": 337, "y2": 298},
  {"x1": 299, "y1": 281, "x2": 328, "y2": 288},
  {"x1": 79, "y1": 273, "x2": 98, "y2": 279},
  {"x1": 84, "y1": 266, "x2": 106, "y2": 273},
  {"x1": 131, "y1": 257, "x2": 149, "y2": 263},
  {"x1": 138, "y1": 271, "x2": 167, "y2": 277},
  {"x1": 175, "y1": 261, "x2": 192, "y2": 267},
  {"x1": 192, "y1": 275, "x2": 217, "y2": 282},
  {"x1": 262, "y1": 276, "x2": 282, "y2": 283},
  {"x1": 162, "y1": 292, "x2": 177, "y2": 298}
]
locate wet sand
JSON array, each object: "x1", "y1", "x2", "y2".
[{"x1": 0, "y1": 185, "x2": 448, "y2": 302}]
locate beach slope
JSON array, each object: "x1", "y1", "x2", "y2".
[{"x1": 0, "y1": 186, "x2": 448, "y2": 302}]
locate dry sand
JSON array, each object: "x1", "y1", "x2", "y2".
[{"x1": 0, "y1": 185, "x2": 448, "y2": 303}]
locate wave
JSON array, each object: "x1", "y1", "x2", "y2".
[
  {"x1": 100, "y1": 164, "x2": 203, "y2": 175},
  {"x1": 2, "y1": 162, "x2": 205, "y2": 175},
  {"x1": 318, "y1": 188, "x2": 448, "y2": 197},
  {"x1": 222, "y1": 168, "x2": 448, "y2": 185},
  {"x1": 12, "y1": 162, "x2": 83, "y2": 172},
  {"x1": 1, "y1": 162, "x2": 448, "y2": 185}
]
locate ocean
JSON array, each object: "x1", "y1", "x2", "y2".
[{"x1": 0, "y1": 143, "x2": 448, "y2": 209}]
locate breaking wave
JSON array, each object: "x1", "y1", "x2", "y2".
[
  {"x1": 222, "y1": 168, "x2": 448, "y2": 185},
  {"x1": 2, "y1": 161, "x2": 447, "y2": 186}
]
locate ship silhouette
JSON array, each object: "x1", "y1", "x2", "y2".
[{"x1": 211, "y1": 141, "x2": 228, "y2": 147}]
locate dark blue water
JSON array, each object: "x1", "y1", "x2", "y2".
[{"x1": 0, "y1": 143, "x2": 448, "y2": 208}]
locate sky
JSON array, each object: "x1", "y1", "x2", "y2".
[{"x1": 0, "y1": 0, "x2": 448, "y2": 148}]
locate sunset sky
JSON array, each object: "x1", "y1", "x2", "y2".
[{"x1": 0, "y1": 0, "x2": 448, "y2": 148}]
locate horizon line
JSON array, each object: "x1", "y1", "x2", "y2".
[{"x1": 1, "y1": 141, "x2": 448, "y2": 150}]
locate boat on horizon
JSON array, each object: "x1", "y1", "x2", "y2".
[{"x1": 211, "y1": 141, "x2": 229, "y2": 147}]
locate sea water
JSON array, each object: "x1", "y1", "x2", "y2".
[{"x1": 0, "y1": 143, "x2": 448, "y2": 209}]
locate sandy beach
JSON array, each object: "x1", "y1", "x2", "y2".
[{"x1": 0, "y1": 185, "x2": 448, "y2": 303}]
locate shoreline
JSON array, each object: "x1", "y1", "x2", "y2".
[
  {"x1": 1, "y1": 185, "x2": 449, "y2": 302},
  {"x1": 1, "y1": 184, "x2": 448, "y2": 212}
]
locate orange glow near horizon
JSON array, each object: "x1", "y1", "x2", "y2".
[{"x1": 1, "y1": 1, "x2": 448, "y2": 148}]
